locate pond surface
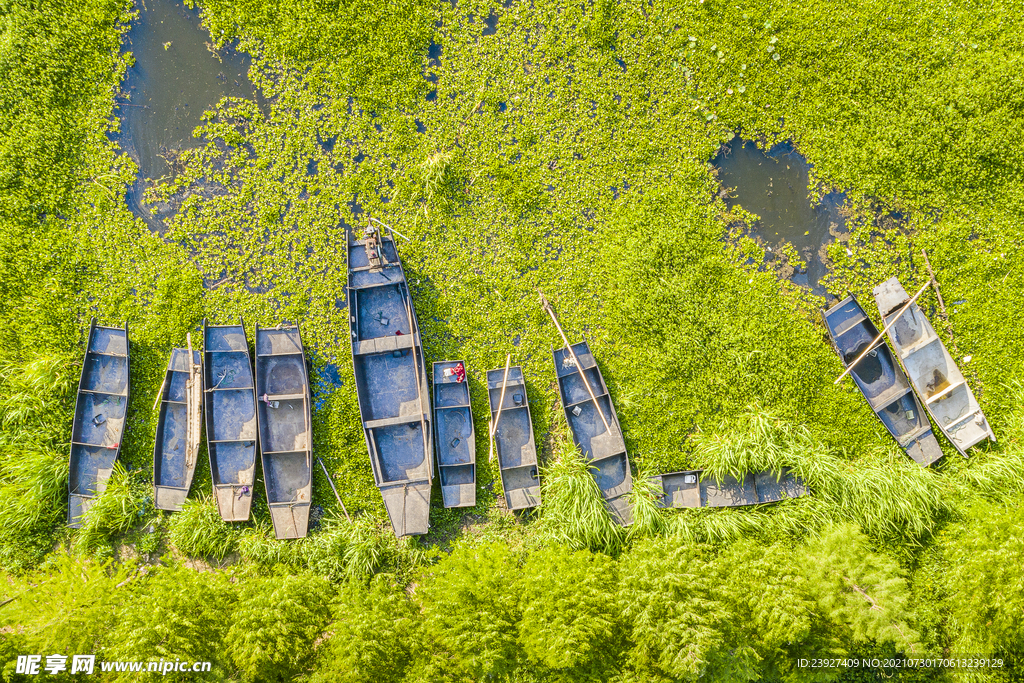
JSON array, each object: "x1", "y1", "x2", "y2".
[
  {"x1": 714, "y1": 138, "x2": 847, "y2": 294},
  {"x1": 115, "y1": 0, "x2": 256, "y2": 228}
]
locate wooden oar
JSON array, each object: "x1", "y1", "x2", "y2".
[
  {"x1": 488, "y1": 354, "x2": 512, "y2": 463},
  {"x1": 318, "y1": 457, "x2": 351, "y2": 522},
  {"x1": 538, "y1": 290, "x2": 611, "y2": 433},
  {"x1": 833, "y1": 281, "x2": 930, "y2": 385}
]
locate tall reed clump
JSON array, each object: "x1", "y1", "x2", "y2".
[
  {"x1": 684, "y1": 406, "x2": 949, "y2": 543},
  {"x1": 74, "y1": 463, "x2": 151, "y2": 557},
  {"x1": 538, "y1": 435, "x2": 623, "y2": 554},
  {"x1": 0, "y1": 353, "x2": 76, "y2": 570},
  {"x1": 167, "y1": 495, "x2": 236, "y2": 562},
  {"x1": 626, "y1": 466, "x2": 666, "y2": 541}
]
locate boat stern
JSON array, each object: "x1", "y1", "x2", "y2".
[{"x1": 381, "y1": 481, "x2": 432, "y2": 537}]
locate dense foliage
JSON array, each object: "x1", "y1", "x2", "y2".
[{"x1": 2, "y1": 0, "x2": 1024, "y2": 679}]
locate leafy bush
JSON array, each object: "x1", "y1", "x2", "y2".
[
  {"x1": 0, "y1": 552, "x2": 134, "y2": 665},
  {"x1": 225, "y1": 571, "x2": 333, "y2": 682},
  {"x1": 800, "y1": 524, "x2": 922, "y2": 655},
  {"x1": 104, "y1": 564, "x2": 235, "y2": 680},
  {"x1": 414, "y1": 543, "x2": 523, "y2": 680},
  {"x1": 311, "y1": 574, "x2": 419, "y2": 683},
  {"x1": 518, "y1": 545, "x2": 621, "y2": 676},
  {"x1": 943, "y1": 499, "x2": 1024, "y2": 666}
]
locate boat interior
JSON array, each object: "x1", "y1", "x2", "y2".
[
  {"x1": 69, "y1": 322, "x2": 129, "y2": 526},
  {"x1": 433, "y1": 361, "x2": 476, "y2": 508},
  {"x1": 256, "y1": 326, "x2": 312, "y2": 538},
  {"x1": 487, "y1": 366, "x2": 541, "y2": 510},
  {"x1": 204, "y1": 323, "x2": 257, "y2": 521},
  {"x1": 153, "y1": 348, "x2": 201, "y2": 510},
  {"x1": 554, "y1": 341, "x2": 632, "y2": 524}
]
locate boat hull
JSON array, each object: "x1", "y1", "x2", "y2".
[
  {"x1": 153, "y1": 347, "x2": 202, "y2": 511},
  {"x1": 873, "y1": 277, "x2": 995, "y2": 455},
  {"x1": 433, "y1": 361, "x2": 476, "y2": 508},
  {"x1": 487, "y1": 366, "x2": 541, "y2": 510},
  {"x1": 69, "y1": 319, "x2": 130, "y2": 527},
  {"x1": 348, "y1": 225, "x2": 434, "y2": 537},
  {"x1": 203, "y1": 320, "x2": 257, "y2": 521},
  {"x1": 822, "y1": 295, "x2": 944, "y2": 466},
  {"x1": 553, "y1": 341, "x2": 633, "y2": 525},
  {"x1": 255, "y1": 324, "x2": 313, "y2": 539},
  {"x1": 651, "y1": 468, "x2": 807, "y2": 508}
]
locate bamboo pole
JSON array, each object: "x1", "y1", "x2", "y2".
[
  {"x1": 318, "y1": 457, "x2": 351, "y2": 522},
  {"x1": 488, "y1": 355, "x2": 512, "y2": 463},
  {"x1": 185, "y1": 334, "x2": 201, "y2": 470},
  {"x1": 834, "y1": 281, "x2": 931, "y2": 385},
  {"x1": 538, "y1": 290, "x2": 612, "y2": 433}
]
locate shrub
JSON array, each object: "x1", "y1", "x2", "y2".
[{"x1": 225, "y1": 571, "x2": 333, "y2": 682}]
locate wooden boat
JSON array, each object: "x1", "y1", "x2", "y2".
[
  {"x1": 255, "y1": 323, "x2": 313, "y2": 539},
  {"x1": 347, "y1": 222, "x2": 433, "y2": 537},
  {"x1": 432, "y1": 361, "x2": 476, "y2": 508},
  {"x1": 553, "y1": 340, "x2": 632, "y2": 525},
  {"x1": 487, "y1": 366, "x2": 541, "y2": 510},
  {"x1": 873, "y1": 277, "x2": 995, "y2": 455},
  {"x1": 69, "y1": 318, "x2": 130, "y2": 527},
  {"x1": 203, "y1": 320, "x2": 257, "y2": 521},
  {"x1": 822, "y1": 296, "x2": 944, "y2": 466},
  {"x1": 153, "y1": 345, "x2": 202, "y2": 511},
  {"x1": 651, "y1": 468, "x2": 806, "y2": 508}
]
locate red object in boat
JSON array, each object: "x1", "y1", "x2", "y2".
[{"x1": 454, "y1": 362, "x2": 466, "y2": 383}]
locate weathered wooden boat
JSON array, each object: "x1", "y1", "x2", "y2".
[
  {"x1": 553, "y1": 341, "x2": 633, "y2": 525},
  {"x1": 487, "y1": 365, "x2": 541, "y2": 510},
  {"x1": 651, "y1": 468, "x2": 806, "y2": 508},
  {"x1": 203, "y1": 320, "x2": 257, "y2": 521},
  {"x1": 873, "y1": 277, "x2": 995, "y2": 455},
  {"x1": 153, "y1": 345, "x2": 202, "y2": 511},
  {"x1": 255, "y1": 323, "x2": 313, "y2": 539},
  {"x1": 823, "y1": 296, "x2": 944, "y2": 466},
  {"x1": 433, "y1": 361, "x2": 476, "y2": 508},
  {"x1": 347, "y1": 222, "x2": 433, "y2": 537},
  {"x1": 69, "y1": 318, "x2": 130, "y2": 527}
]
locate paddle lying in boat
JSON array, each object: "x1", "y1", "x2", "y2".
[
  {"x1": 153, "y1": 342, "x2": 202, "y2": 511},
  {"x1": 203, "y1": 319, "x2": 257, "y2": 521},
  {"x1": 823, "y1": 296, "x2": 944, "y2": 466},
  {"x1": 433, "y1": 361, "x2": 476, "y2": 508},
  {"x1": 255, "y1": 323, "x2": 313, "y2": 539},
  {"x1": 553, "y1": 341, "x2": 633, "y2": 526},
  {"x1": 651, "y1": 468, "x2": 806, "y2": 508},
  {"x1": 348, "y1": 222, "x2": 433, "y2": 537},
  {"x1": 487, "y1": 365, "x2": 541, "y2": 510},
  {"x1": 873, "y1": 277, "x2": 995, "y2": 455},
  {"x1": 69, "y1": 318, "x2": 130, "y2": 527}
]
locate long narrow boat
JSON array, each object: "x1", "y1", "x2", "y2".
[
  {"x1": 822, "y1": 296, "x2": 944, "y2": 466},
  {"x1": 432, "y1": 361, "x2": 476, "y2": 508},
  {"x1": 651, "y1": 468, "x2": 806, "y2": 508},
  {"x1": 347, "y1": 222, "x2": 433, "y2": 537},
  {"x1": 255, "y1": 323, "x2": 313, "y2": 539},
  {"x1": 873, "y1": 277, "x2": 995, "y2": 455},
  {"x1": 203, "y1": 320, "x2": 257, "y2": 521},
  {"x1": 553, "y1": 340, "x2": 633, "y2": 525},
  {"x1": 153, "y1": 345, "x2": 202, "y2": 511},
  {"x1": 487, "y1": 366, "x2": 541, "y2": 510},
  {"x1": 69, "y1": 318, "x2": 130, "y2": 527}
]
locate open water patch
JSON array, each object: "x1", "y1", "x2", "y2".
[
  {"x1": 714, "y1": 138, "x2": 847, "y2": 295},
  {"x1": 114, "y1": 0, "x2": 257, "y2": 230}
]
